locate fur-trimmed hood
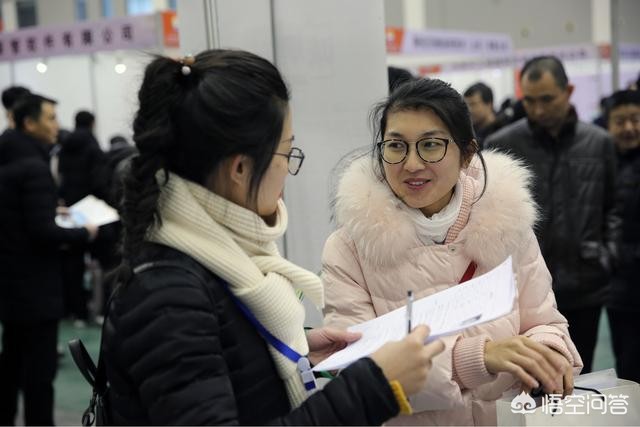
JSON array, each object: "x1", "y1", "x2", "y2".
[{"x1": 332, "y1": 150, "x2": 538, "y2": 269}]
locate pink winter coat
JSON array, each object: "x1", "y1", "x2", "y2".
[{"x1": 322, "y1": 151, "x2": 583, "y2": 425}]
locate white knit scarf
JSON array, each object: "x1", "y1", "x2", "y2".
[
  {"x1": 400, "y1": 181, "x2": 463, "y2": 245},
  {"x1": 148, "y1": 172, "x2": 324, "y2": 408}
]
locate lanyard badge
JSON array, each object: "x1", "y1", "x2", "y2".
[{"x1": 297, "y1": 356, "x2": 318, "y2": 395}]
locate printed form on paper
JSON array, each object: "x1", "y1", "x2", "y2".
[{"x1": 313, "y1": 256, "x2": 517, "y2": 372}]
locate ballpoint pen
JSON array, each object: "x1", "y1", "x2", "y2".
[{"x1": 406, "y1": 290, "x2": 413, "y2": 334}]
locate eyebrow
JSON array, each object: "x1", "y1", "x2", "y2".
[
  {"x1": 523, "y1": 94, "x2": 556, "y2": 101},
  {"x1": 385, "y1": 130, "x2": 448, "y2": 139},
  {"x1": 281, "y1": 135, "x2": 295, "y2": 144}
]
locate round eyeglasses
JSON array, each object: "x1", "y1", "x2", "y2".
[
  {"x1": 377, "y1": 137, "x2": 450, "y2": 164},
  {"x1": 273, "y1": 146, "x2": 305, "y2": 175}
]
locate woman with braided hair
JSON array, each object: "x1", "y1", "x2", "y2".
[{"x1": 101, "y1": 49, "x2": 445, "y2": 425}]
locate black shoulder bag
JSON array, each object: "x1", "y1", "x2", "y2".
[{"x1": 68, "y1": 260, "x2": 210, "y2": 426}]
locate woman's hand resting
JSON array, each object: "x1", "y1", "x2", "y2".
[
  {"x1": 306, "y1": 327, "x2": 362, "y2": 366},
  {"x1": 484, "y1": 335, "x2": 572, "y2": 395},
  {"x1": 371, "y1": 325, "x2": 445, "y2": 395}
]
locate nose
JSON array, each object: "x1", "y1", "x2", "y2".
[
  {"x1": 532, "y1": 103, "x2": 546, "y2": 119},
  {"x1": 623, "y1": 119, "x2": 635, "y2": 132},
  {"x1": 403, "y1": 146, "x2": 425, "y2": 172}
]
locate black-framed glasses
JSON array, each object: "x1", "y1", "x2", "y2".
[
  {"x1": 377, "y1": 138, "x2": 450, "y2": 164},
  {"x1": 273, "y1": 146, "x2": 305, "y2": 175}
]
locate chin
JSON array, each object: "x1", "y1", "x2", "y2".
[{"x1": 401, "y1": 195, "x2": 430, "y2": 210}]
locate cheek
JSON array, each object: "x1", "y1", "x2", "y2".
[{"x1": 383, "y1": 164, "x2": 402, "y2": 191}]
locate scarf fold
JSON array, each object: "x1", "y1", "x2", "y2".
[
  {"x1": 400, "y1": 180, "x2": 464, "y2": 245},
  {"x1": 148, "y1": 172, "x2": 324, "y2": 408}
]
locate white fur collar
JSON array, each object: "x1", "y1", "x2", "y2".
[{"x1": 332, "y1": 150, "x2": 538, "y2": 268}]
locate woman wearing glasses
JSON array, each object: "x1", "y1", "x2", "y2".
[
  {"x1": 100, "y1": 50, "x2": 445, "y2": 425},
  {"x1": 322, "y1": 78, "x2": 582, "y2": 425}
]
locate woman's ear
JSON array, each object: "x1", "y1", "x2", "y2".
[
  {"x1": 228, "y1": 154, "x2": 252, "y2": 187},
  {"x1": 206, "y1": 154, "x2": 252, "y2": 201}
]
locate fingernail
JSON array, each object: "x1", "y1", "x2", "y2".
[{"x1": 533, "y1": 380, "x2": 539, "y2": 388}]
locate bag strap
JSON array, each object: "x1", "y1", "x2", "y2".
[
  {"x1": 68, "y1": 339, "x2": 97, "y2": 388},
  {"x1": 459, "y1": 261, "x2": 477, "y2": 284}
]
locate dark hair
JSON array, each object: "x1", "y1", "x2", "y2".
[
  {"x1": 463, "y1": 82, "x2": 494, "y2": 106},
  {"x1": 520, "y1": 56, "x2": 568, "y2": 89},
  {"x1": 2, "y1": 86, "x2": 31, "y2": 110},
  {"x1": 387, "y1": 67, "x2": 414, "y2": 93},
  {"x1": 605, "y1": 90, "x2": 640, "y2": 124},
  {"x1": 109, "y1": 134, "x2": 129, "y2": 146},
  {"x1": 370, "y1": 78, "x2": 487, "y2": 199},
  {"x1": 75, "y1": 110, "x2": 95, "y2": 129},
  {"x1": 119, "y1": 49, "x2": 289, "y2": 270},
  {"x1": 12, "y1": 94, "x2": 57, "y2": 131}
]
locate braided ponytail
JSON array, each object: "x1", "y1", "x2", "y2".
[{"x1": 118, "y1": 56, "x2": 187, "y2": 277}]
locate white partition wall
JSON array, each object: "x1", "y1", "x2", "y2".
[
  {"x1": 1, "y1": 51, "x2": 154, "y2": 147},
  {"x1": 177, "y1": 0, "x2": 388, "y2": 326},
  {"x1": 271, "y1": 0, "x2": 387, "y2": 275},
  {"x1": 12, "y1": 56, "x2": 93, "y2": 132},
  {"x1": 92, "y1": 50, "x2": 150, "y2": 144}
]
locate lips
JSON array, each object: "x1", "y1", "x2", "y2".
[{"x1": 404, "y1": 178, "x2": 431, "y2": 189}]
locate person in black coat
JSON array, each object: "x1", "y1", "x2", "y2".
[
  {"x1": 57, "y1": 111, "x2": 112, "y2": 206},
  {"x1": 55, "y1": 111, "x2": 112, "y2": 323},
  {"x1": 485, "y1": 56, "x2": 620, "y2": 374},
  {"x1": 604, "y1": 90, "x2": 640, "y2": 383},
  {"x1": 0, "y1": 94, "x2": 98, "y2": 425},
  {"x1": 102, "y1": 50, "x2": 445, "y2": 425}
]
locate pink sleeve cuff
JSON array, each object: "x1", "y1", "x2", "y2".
[
  {"x1": 529, "y1": 333, "x2": 575, "y2": 365},
  {"x1": 452, "y1": 335, "x2": 496, "y2": 390}
]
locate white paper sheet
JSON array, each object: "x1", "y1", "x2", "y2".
[
  {"x1": 55, "y1": 195, "x2": 119, "y2": 228},
  {"x1": 313, "y1": 256, "x2": 516, "y2": 372}
]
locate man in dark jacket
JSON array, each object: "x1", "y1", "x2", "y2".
[
  {"x1": 0, "y1": 94, "x2": 98, "y2": 425},
  {"x1": 54, "y1": 110, "x2": 112, "y2": 324},
  {"x1": 486, "y1": 56, "x2": 619, "y2": 373},
  {"x1": 605, "y1": 90, "x2": 640, "y2": 382},
  {"x1": 57, "y1": 111, "x2": 111, "y2": 206},
  {"x1": 464, "y1": 82, "x2": 503, "y2": 148}
]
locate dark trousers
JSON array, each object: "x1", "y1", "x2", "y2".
[
  {"x1": 61, "y1": 248, "x2": 89, "y2": 320},
  {"x1": 607, "y1": 308, "x2": 640, "y2": 383},
  {"x1": 561, "y1": 307, "x2": 602, "y2": 374},
  {"x1": 0, "y1": 320, "x2": 59, "y2": 426}
]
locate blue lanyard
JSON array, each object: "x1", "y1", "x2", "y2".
[
  {"x1": 221, "y1": 280, "x2": 318, "y2": 394},
  {"x1": 221, "y1": 280, "x2": 303, "y2": 364}
]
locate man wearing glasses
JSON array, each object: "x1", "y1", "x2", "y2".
[{"x1": 486, "y1": 56, "x2": 619, "y2": 375}]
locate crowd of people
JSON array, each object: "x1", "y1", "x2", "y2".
[{"x1": 0, "y1": 51, "x2": 638, "y2": 425}]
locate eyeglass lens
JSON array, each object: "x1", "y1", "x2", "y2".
[{"x1": 288, "y1": 148, "x2": 304, "y2": 175}]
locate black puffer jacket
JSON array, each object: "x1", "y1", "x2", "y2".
[
  {"x1": 486, "y1": 110, "x2": 620, "y2": 310},
  {"x1": 608, "y1": 148, "x2": 640, "y2": 311},
  {"x1": 57, "y1": 129, "x2": 112, "y2": 206},
  {"x1": 0, "y1": 131, "x2": 89, "y2": 321},
  {"x1": 103, "y1": 243, "x2": 399, "y2": 425}
]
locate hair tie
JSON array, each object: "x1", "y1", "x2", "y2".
[{"x1": 179, "y1": 54, "x2": 195, "y2": 76}]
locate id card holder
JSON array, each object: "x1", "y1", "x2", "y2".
[{"x1": 297, "y1": 357, "x2": 318, "y2": 395}]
